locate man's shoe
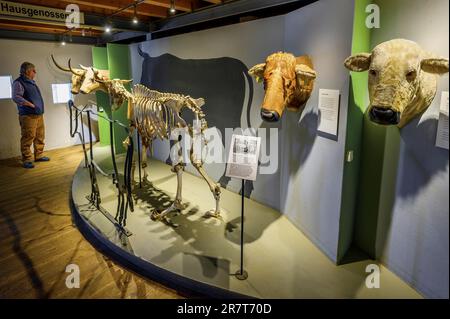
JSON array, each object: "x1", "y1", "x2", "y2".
[
  {"x1": 23, "y1": 162, "x2": 35, "y2": 169},
  {"x1": 35, "y1": 157, "x2": 50, "y2": 162}
]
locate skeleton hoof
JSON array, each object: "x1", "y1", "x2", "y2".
[
  {"x1": 204, "y1": 210, "x2": 222, "y2": 220},
  {"x1": 151, "y1": 210, "x2": 163, "y2": 221},
  {"x1": 174, "y1": 201, "x2": 188, "y2": 210}
]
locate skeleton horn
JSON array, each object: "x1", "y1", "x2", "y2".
[
  {"x1": 137, "y1": 45, "x2": 150, "y2": 59},
  {"x1": 90, "y1": 67, "x2": 99, "y2": 75},
  {"x1": 79, "y1": 64, "x2": 90, "y2": 71},
  {"x1": 68, "y1": 59, "x2": 84, "y2": 76},
  {"x1": 120, "y1": 79, "x2": 133, "y2": 83},
  {"x1": 51, "y1": 54, "x2": 70, "y2": 72}
]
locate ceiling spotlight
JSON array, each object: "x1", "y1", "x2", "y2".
[
  {"x1": 105, "y1": 20, "x2": 112, "y2": 33},
  {"x1": 61, "y1": 40, "x2": 66, "y2": 46},
  {"x1": 133, "y1": 4, "x2": 139, "y2": 24},
  {"x1": 169, "y1": 0, "x2": 176, "y2": 15}
]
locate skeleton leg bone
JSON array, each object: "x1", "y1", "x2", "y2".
[
  {"x1": 191, "y1": 156, "x2": 222, "y2": 219},
  {"x1": 141, "y1": 142, "x2": 149, "y2": 181},
  {"x1": 150, "y1": 163, "x2": 187, "y2": 221},
  {"x1": 151, "y1": 139, "x2": 188, "y2": 221}
]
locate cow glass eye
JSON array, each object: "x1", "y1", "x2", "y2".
[
  {"x1": 369, "y1": 69, "x2": 378, "y2": 77},
  {"x1": 406, "y1": 70, "x2": 417, "y2": 81}
]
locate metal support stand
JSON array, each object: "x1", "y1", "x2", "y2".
[
  {"x1": 235, "y1": 179, "x2": 248, "y2": 280},
  {"x1": 84, "y1": 196, "x2": 132, "y2": 237},
  {"x1": 68, "y1": 100, "x2": 133, "y2": 237},
  {"x1": 137, "y1": 131, "x2": 142, "y2": 189}
]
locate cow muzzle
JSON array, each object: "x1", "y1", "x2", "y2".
[
  {"x1": 261, "y1": 108, "x2": 280, "y2": 122},
  {"x1": 369, "y1": 106, "x2": 400, "y2": 125}
]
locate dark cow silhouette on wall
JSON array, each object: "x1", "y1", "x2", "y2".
[{"x1": 137, "y1": 46, "x2": 255, "y2": 196}]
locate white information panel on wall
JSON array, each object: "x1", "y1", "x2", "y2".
[
  {"x1": 318, "y1": 89, "x2": 340, "y2": 138},
  {"x1": 436, "y1": 91, "x2": 449, "y2": 150},
  {"x1": 225, "y1": 135, "x2": 261, "y2": 181},
  {"x1": 51, "y1": 83, "x2": 72, "y2": 104},
  {"x1": 0, "y1": 76, "x2": 12, "y2": 99}
]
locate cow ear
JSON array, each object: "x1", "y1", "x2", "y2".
[
  {"x1": 421, "y1": 57, "x2": 449, "y2": 74},
  {"x1": 295, "y1": 64, "x2": 317, "y2": 81},
  {"x1": 344, "y1": 53, "x2": 372, "y2": 72},
  {"x1": 248, "y1": 63, "x2": 266, "y2": 83}
]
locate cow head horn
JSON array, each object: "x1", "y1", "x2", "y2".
[
  {"x1": 119, "y1": 79, "x2": 133, "y2": 84},
  {"x1": 68, "y1": 59, "x2": 84, "y2": 76},
  {"x1": 79, "y1": 64, "x2": 90, "y2": 71},
  {"x1": 51, "y1": 54, "x2": 71, "y2": 72}
]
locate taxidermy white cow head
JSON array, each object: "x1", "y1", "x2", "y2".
[{"x1": 345, "y1": 39, "x2": 449, "y2": 127}]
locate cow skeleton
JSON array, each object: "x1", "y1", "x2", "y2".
[{"x1": 95, "y1": 79, "x2": 222, "y2": 221}]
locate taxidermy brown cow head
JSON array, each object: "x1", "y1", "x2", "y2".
[{"x1": 249, "y1": 52, "x2": 316, "y2": 122}]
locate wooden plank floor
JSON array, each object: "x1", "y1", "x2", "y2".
[{"x1": 0, "y1": 146, "x2": 182, "y2": 299}]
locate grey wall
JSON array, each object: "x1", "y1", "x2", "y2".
[
  {"x1": 130, "y1": 0, "x2": 355, "y2": 262},
  {"x1": 372, "y1": 0, "x2": 449, "y2": 299},
  {"x1": 0, "y1": 39, "x2": 95, "y2": 160},
  {"x1": 281, "y1": 0, "x2": 355, "y2": 261}
]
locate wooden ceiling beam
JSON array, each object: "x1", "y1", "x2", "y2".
[
  {"x1": 55, "y1": 0, "x2": 193, "y2": 13},
  {"x1": 143, "y1": 0, "x2": 192, "y2": 12},
  {"x1": 0, "y1": 21, "x2": 102, "y2": 36},
  {"x1": 56, "y1": 0, "x2": 168, "y2": 17},
  {"x1": 202, "y1": 0, "x2": 222, "y2": 4}
]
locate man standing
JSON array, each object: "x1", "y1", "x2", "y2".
[{"x1": 12, "y1": 62, "x2": 50, "y2": 169}]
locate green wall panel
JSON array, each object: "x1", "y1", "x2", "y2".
[
  {"x1": 350, "y1": 0, "x2": 402, "y2": 259},
  {"x1": 92, "y1": 47, "x2": 110, "y2": 146},
  {"x1": 337, "y1": 0, "x2": 373, "y2": 263},
  {"x1": 107, "y1": 43, "x2": 132, "y2": 155}
]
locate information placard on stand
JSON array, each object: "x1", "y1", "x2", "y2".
[{"x1": 225, "y1": 134, "x2": 261, "y2": 280}]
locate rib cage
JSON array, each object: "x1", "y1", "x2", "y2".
[
  {"x1": 131, "y1": 84, "x2": 208, "y2": 144},
  {"x1": 98, "y1": 81, "x2": 222, "y2": 219}
]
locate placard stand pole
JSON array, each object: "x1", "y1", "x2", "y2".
[{"x1": 235, "y1": 179, "x2": 248, "y2": 280}]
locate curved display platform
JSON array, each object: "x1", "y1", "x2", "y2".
[{"x1": 71, "y1": 145, "x2": 422, "y2": 299}]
